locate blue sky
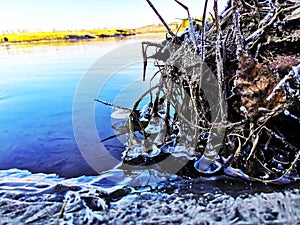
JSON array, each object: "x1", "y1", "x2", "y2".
[{"x1": 0, "y1": 0, "x2": 228, "y2": 32}]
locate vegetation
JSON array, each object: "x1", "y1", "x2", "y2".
[
  {"x1": 0, "y1": 21, "x2": 194, "y2": 43},
  {"x1": 99, "y1": 0, "x2": 300, "y2": 184},
  {"x1": 134, "y1": 23, "x2": 184, "y2": 34},
  {"x1": 0, "y1": 28, "x2": 135, "y2": 43}
]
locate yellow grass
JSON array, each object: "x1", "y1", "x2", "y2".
[
  {"x1": 0, "y1": 29, "x2": 135, "y2": 43},
  {"x1": 134, "y1": 19, "x2": 212, "y2": 35},
  {"x1": 0, "y1": 20, "x2": 205, "y2": 43},
  {"x1": 134, "y1": 23, "x2": 185, "y2": 34}
]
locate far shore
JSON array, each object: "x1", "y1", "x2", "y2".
[{"x1": 0, "y1": 23, "x2": 184, "y2": 44}]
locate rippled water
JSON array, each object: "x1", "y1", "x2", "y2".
[
  {"x1": 0, "y1": 35, "x2": 161, "y2": 178},
  {"x1": 0, "y1": 36, "x2": 300, "y2": 224}
]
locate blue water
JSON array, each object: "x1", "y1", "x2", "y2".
[{"x1": 0, "y1": 36, "x2": 161, "y2": 178}]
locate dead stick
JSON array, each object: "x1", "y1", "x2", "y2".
[
  {"x1": 174, "y1": 0, "x2": 199, "y2": 48},
  {"x1": 214, "y1": 0, "x2": 224, "y2": 86},
  {"x1": 232, "y1": 0, "x2": 244, "y2": 52},
  {"x1": 201, "y1": 0, "x2": 209, "y2": 61},
  {"x1": 100, "y1": 133, "x2": 125, "y2": 143},
  {"x1": 145, "y1": 0, "x2": 176, "y2": 37},
  {"x1": 94, "y1": 99, "x2": 132, "y2": 111},
  {"x1": 214, "y1": 0, "x2": 226, "y2": 121}
]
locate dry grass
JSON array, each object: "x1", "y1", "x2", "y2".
[
  {"x1": 134, "y1": 23, "x2": 184, "y2": 34},
  {"x1": 0, "y1": 29, "x2": 135, "y2": 43},
  {"x1": 0, "y1": 23, "x2": 186, "y2": 43}
]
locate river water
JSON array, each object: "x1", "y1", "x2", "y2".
[
  {"x1": 0, "y1": 36, "x2": 299, "y2": 224},
  {"x1": 0, "y1": 35, "x2": 161, "y2": 178}
]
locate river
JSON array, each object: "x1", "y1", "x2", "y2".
[{"x1": 0, "y1": 35, "x2": 162, "y2": 178}]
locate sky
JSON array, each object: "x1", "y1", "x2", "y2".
[{"x1": 0, "y1": 0, "x2": 228, "y2": 33}]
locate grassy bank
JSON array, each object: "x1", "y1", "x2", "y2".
[
  {"x1": 134, "y1": 23, "x2": 185, "y2": 34},
  {"x1": 0, "y1": 23, "x2": 186, "y2": 43},
  {"x1": 0, "y1": 29, "x2": 135, "y2": 43}
]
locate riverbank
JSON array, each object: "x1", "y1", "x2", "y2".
[
  {"x1": 0, "y1": 23, "x2": 183, "y2": 43},
  {"x1": 0, "y1": 29, "x2": 136, "y2": 43},
  {"x1": 134, "y1": 22, "x2": 183, "y2": 34}
]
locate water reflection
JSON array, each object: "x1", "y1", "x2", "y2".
[
  {"x1": 0, "y1": 34, "x2": 165, "y2": 56},
  {"x1": 0, "y1": 35, "x2": 164, "y2": 177}
]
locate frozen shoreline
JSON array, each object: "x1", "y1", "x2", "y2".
[{"x1": 0, "y1": 169, "x2": 299, "y2": 224}]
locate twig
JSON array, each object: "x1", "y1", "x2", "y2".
[
  {"x1": 94, "y1": 99, "x2": 132, "y2": 111},
  {"x1": 246, "y1": 8, "x2": 282, "y2": 49},
  {"x1": 132, "y1": 84, "x2": 160, "y2": 111},
  {"x1": 250, "y1": 150, "x2": 300, "y2": 184},
  {"x1": 232, "y1": 0, "x2": 244, "y2": 52},
  {"x1": 146, "y1": 0, "x2": 176, "y2": 37},
  {"x1": 174, "y1": 0, "x2": 199, "y2": 49},
  {"x1": 246, "y1": 133, "x2": 260, "y2": 161},
  {"x1": 58, "y1": 199, "x2": 67, "y2": 219},
  {"x1": 100, "y1": 132, "x2": 125, "y2": 143},
  {"x1": 214, "y1": 1, "x2": 224, "y2": 86},
  {"x1": 214, "y1": 0, "x2": 226, "y2": 123},
  {"x1": 266, "y1": 74, "x2": 291, "y2": 101},
  {"x1": 201, "y1": 0, "x2": 209, "y2": 61},
  {"x1": 267, "y1": 64, "x2": 300, "y2": 101}
]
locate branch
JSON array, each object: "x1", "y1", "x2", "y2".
[
  {"x1": 94, "y1": 99, "x2": 132, "y2": 111},
  {"x1": 174, "y1": 0, "x2": 199, "y2": 49},
  {"x1": 146, "y1": 0, "x2": 176, "y2": 37}
]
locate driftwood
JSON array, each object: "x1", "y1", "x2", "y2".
[{"x1": 98, "y1": 0, "x2": 300, "y2": 184}]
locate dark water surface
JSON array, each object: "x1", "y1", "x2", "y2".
[{"x1": 0, "y1": 36, "x2": 300, "y2": 224}]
